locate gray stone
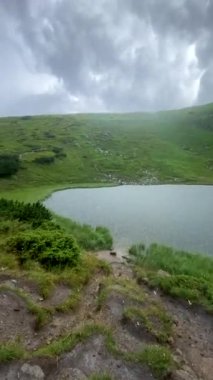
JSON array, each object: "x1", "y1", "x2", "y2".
[
  {"x1": 56, "y1": 368, "x2": 87, "y2": 379},
  {"x1": 173, "y1": 369, "x2": 197, "y2": 380},
  {"x1": 4, "y1": 280, "x2": 16, "y2": 289},
  {"x1": 20, "y1": 363, "x2": 45, "y2": 379}
]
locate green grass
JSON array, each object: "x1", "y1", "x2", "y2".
[
  {"x1": 96, "y1": 276, "x2": 145, "y2": 310},
  {"x1": 135, "y1": 345, "x2": 175, "y2": 379},
  {"x1": 0, "y1": 342, "x2": 25, "y2": 363},
  {"x1": 0, "y1": 183, "x2": 117, "y2": 203},
  {"x1": 0, "y1": 104, "x2": 213, "y2": 200},
  {"x1": 123, "y1": 304, "x2": 173, "y2": 343},
  {"x1": 131, "y1": 243, "x2": 213, "y2": 311},
  {"x1": 53, "y1": 214, "x2": 113, "y2": 251}
]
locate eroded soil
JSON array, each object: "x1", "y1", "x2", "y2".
[{"x1": 0, "y1": 251, "x2": 212, "y2": 380}]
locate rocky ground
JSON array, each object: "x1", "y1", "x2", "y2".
[{"x1": 0, "y1": 251, "x2": 212, "y2": 380}]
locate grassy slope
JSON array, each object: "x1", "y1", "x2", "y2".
[
  {"x1": 130, "y1": 243, "x2": 213, "y2": 312},
  {"x1": 0, "y1": 103, "x2": 213, "y2": 200}
]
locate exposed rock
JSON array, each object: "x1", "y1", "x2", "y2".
[
  {"x1": 173, "y1": 368, "x2": 198, "y2": 380},
  {"x1": 176, "y1": 348, "x2": 183, "y2": 357},
  {"x1": 55, "y1": 368, "x2": 87, "y2": 379},
  {"x1": 168, "y1": 336, "x2": 175, "y2": 345},
  {"x1": 20, "y1": 363, "x2": 45, "y2": 379},
  {"x1": 3, "y1": 280, "x2": 17, "y2": 289}
]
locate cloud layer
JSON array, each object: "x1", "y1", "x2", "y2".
[{"x1": 0, "y1": 0, "x2": 213, "y2": 115}]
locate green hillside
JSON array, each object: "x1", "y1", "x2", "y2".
[{"x1": 0, "y1": 103, "x2": 213, "y2": 200}]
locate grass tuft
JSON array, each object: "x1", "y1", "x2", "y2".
[
  {"x1": 123, "y1": 305, "x2": 173, "y2": 343},
  {"x1": 97, "y1": 276, "x2": 145, "y2": 310},
  {"x1": 34, "y1": 323, "x2": 113, "y2": 358},
  {"x1": 0, "y1": 342, "x2": 25, "y2": 363},
  {"x1": 137, "y1": 344, "x2": 175, "y2": 379}
]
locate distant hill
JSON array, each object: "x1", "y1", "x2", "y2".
[{"x1": 0, "y1": 103, "x2": 213, "y2": 196}]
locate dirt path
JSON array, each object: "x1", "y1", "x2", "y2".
[{"x1": 0, "y1": 250, "x2": 212, "y2": 379}]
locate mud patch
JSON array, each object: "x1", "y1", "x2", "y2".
[
  {"x1": 41, "y1": 285, "x2": 71, "y2": 308},
  {"x1": 0, "y1": 274, "x2": 40, "y2": 302},
  {"x1": 0, "y1": 290, "x2": 35, "y2": 346},
  {"x1": 122, "y1": 317, "x2": 157, "y2": 345}
]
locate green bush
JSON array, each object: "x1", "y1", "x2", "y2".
[
  {"x1": 7, "y1": 229, "x2": 81, "y2": 269},
  {"x1": 0, "y1": 219, "x2": 29, "y2": 235},
  {"x1": 34, "y1": 156, "x2": 55, "y2": 164},
  {"x1": 0, "y1": 154, "x2": 20, "y2": 177},
  {"x1": 0, "y1": 199, "x2": 51, "y2": 226}
]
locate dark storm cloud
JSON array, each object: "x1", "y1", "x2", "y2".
[{"x1": 0, "y1": 0, "x2": 212, "y2": 115}]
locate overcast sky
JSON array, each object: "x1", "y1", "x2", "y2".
[{"x1": 0, "y1": 0, "x2": 213, "y2": 116}]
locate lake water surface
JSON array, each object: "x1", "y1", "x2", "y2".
[{"x1": 44, "y1": 185, "x2": 213, "y2": 256}]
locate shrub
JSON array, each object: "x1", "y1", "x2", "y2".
[
  {"x1": 51, "y1": 147, "x2": 67, "y2": 159},
  {"x1": 52, "y1": 146, "x2": 63, "y2": 154},
  {"x1": 7, "y1": 229, "x2": 81, "y2": 269},
  {"x1": 33, "y1": 156, "x2": 55, "y2": 164},
  {"x1": 44, "y1": 131, "x2": 55, "y2": 139},
  {"x1": 0, "y1": 154, "x2": 20, "y2": 177},
  {"x1": 0, "y1": 199, "x2": 51, "y2": 226}
]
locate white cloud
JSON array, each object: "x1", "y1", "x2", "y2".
[{"x1": 0, "y1": 0, "x2": 212, "y2": 115}]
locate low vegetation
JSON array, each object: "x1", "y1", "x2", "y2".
[
  {"x1": 0, "y1": 104, "x2": 213, "y2": 199},
  {"x1": 123, "y1": 305, "x2": 173, "y2": 343},
  {"x1": 54, "y1": 214, "x2": 113, "y2": 251},
  {"x1": 130, "y1": 243, "x2": 213, "y2": 311},
  {"x1": 0, "y1": 153, "x2": 20, "y2": 178},
  {"x1": 7, "y1": 229, "x2": 81, "y2": 269},
  {"x1": 0, "y1": 199, "x2": 113, "y2": 267},
  {"x1": 0, "y1": 198, "x2": 112, "y2": 331},
  {"x1": 0, "y1": 198, "x2": 51, "y2": 226},
  {"x1": 135, "y1": 345, "x2": 175, "y2": 379},
  {"x1": 0, "y1": 342, "x2": 24, "y2": 363},
  {"x1": 96, "y1": 276, "x2": 145, "y2": 310}
]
